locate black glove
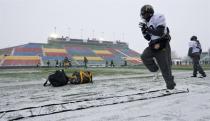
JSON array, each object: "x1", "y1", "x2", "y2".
[{"x1": 139, "y1": 22, "x2": 148, "y2": 33}]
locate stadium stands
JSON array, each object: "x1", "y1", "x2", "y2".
[
  {"x1": 114, "y1": 48, "x2": 142, "y2": 65},
  {"x1": 22, "y1": 43, "x2": 42, "y2": 48},
  {"x1": 93, "y1": 49, "x2": 115, "y2": 63},
  {"x1": 0, "y1": 38, "x2": 142, "y2": 67},
  {"x1": 118, "y1": 48, "x2": 140, "y2": 57},
  {"x1": 2, "y1": 56, "x2": 40, "y2": 66},
  {"x1": 65, "y1": 46, "x2": 105, "y2": 66},
  {"x1": 0, "y1": 55, "x2": 3, "y2": 63},
  {"x1": 65, "y1": 46, "x2": 95, "y2": 56},
  {"x1": 72, "y1": 56, "x2": 104, "y2": 66},
  {"x1": 43, "y1": 48, "x2": 68, "y2": 56},
  {"x1": 13, "y1": 43, "x2": 43, "y2": 57},
  {"x1": 0, "y1": 47, "x2": 13, "y2": 56},
  {"x1": 41, "y1": 48, "x2": 70, "y2": 66},
  {"x1": 13, "y1": 48, "x2": 43, "y2": 56}
]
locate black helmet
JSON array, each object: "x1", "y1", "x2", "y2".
[
  {"x1": 191, "y1": 36, "x2": 197, "y2": 40},
  {"x1": 140, "y1": 5, "x2": 154, "y2": 21}
]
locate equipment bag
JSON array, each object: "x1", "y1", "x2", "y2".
[
  {"x1": 69, "y1": 71, "x2": 93, "y2": 84},
  {"x1": 43, "y1": 70, "x2": 69, "y2": 87}
]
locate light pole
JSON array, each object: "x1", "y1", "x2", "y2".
[{"x1": 80, "y1": 29, "x2": 83, "y2": 39}]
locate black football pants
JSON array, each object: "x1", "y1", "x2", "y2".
[
  {"x1": 141, "y1": 42, "x2": 176, "y2": 88},
  {"x1": 191, "y1": 54, "x2": 205, "y2": 76}
]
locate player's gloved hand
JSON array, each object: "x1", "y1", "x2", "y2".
[{"x1": 139, "y1": 22, "x2": 148, "y2": 33}]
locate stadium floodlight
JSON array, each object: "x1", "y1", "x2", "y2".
[
  {"x1": 49, "y1": 33, "x2": 59, "y2": 39},
  {"x1": 99, "y1": 37, "x2": 104, "y2": 41}
]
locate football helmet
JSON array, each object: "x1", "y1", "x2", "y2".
[
  {"x1": 140, "y1": 5, "x2": 154, "y2": 21},
  {"x1": 191, "y1": 36, "x2": 197, "y2": 40}
]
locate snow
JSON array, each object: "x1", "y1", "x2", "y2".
[{"x1": 0, "y1": 69, "x2": 210, "y2": 121}]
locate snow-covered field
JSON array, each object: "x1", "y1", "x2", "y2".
[{"x1": 0, "y1": 68, "x2": 210, "y2": 121}]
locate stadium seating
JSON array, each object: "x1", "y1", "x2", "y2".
[
  {"x1": 65, "y1": 46, "x2": 95, "y2": 56},
  {"x1": 104, "y1": 48, "x2": 125, "y2": 64},
  {"x1": 0, "y1": 41, "x2": 141, "y2": 67},
  {"x1": 93, "y1": 50, "x2": 114, "y2": 59},
  {"x1": 72, "y1": 56, "x2": 104, "y2": 67},
  {"x1": 117, "y1": 48, "x2": 140, "y2": 58},
  {"x1": 106, "y1": 48, "x2": 141, "y2": 65},
  {"x1": 13, "y1": 43, "x2": 43, "y2": 56},
  {"x1": 0, "y1": 55, "x2": 3, "y2": 64},
  {"x1": 118, "y1": 48, "x2": 140, "y2": 57},
  {"x1": 43, "y1": 48, "x2": 68, "y2": 57},
  {"x1": 42, "y1": 48, "x2": 70, "y2": 66},
  {"x1": 22, "y1": 43, "x2": 42, "y2": 48},
  {"x1": 43, "y1": 43, "x2": 64, "y2": 48},
  {"x1": 2, "y1": 56, "x2": 40, "y2": 66},
  {"x1": 0, "y1": 48, "x2": 13, "y2": 56},
  {"x1": 65, "y1": 46, "x2": 107, "y2": 66}
]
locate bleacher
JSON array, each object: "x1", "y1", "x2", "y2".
[
  {"x1": 0, "y1": 39, "x2": 141, "y2": 67},
  {"x1": 13, "y1": 47, "x2": 42, "y2": 56},
  {"x1": 93, "y1": 50, "x2": 113, "y2": 60},
  {"x1": 2, "y1": 56, "x2": 40, "y2": 66},
  {"x1": 0, "y1": 47, "x2": 13, "y2": 56},
  {"x1": 42, "y1": 48, "x2": 69, "y2": 66},
  {"x1": 0, "y1": 55, "x2": 3, "y2": 63},
  {"x1": 105, "y1": 48, "x2": 127, "y2": 65},
  {"x1": 114, "y1": 48, "x2": 142, "y2": 65},
  {"x1": 65, "y1": 46, "x2": 105, "y2": 66},
  {"x1": 65, "y1": 46, "x2": 95, "y2": 56}
]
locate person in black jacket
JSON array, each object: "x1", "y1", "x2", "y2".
[
  {"x1": 139, "y1": 5, "x2": 176, "y2": 89},
  {"x1": 188, "y1": 36, "x2": 206, "y2": 77}
]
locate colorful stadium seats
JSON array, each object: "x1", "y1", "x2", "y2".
[
  {"x1": 72, "y1": 56, "x2": 103, "y2": 61},
  {"x1": 13, "y1": 44, "x2": 43, "y2": 56},
  {"x1": 2, "y1": 56, "x2": 40, "y2": 66},
  {"x1": 66, "y1": 46, "x2": 95, "y2": 56},
  {"x1": 109, "y1": 48, "x2": 142, "y2": 65},
  {"x1": 22, "y1": 43, "x2": 42, "y2": 48},
  {"x1": 0, "y1": 42, "x2": 141, "y2": 67},
  {"x1": 0, "y1": 55, "x2": 3, "y2": 64},
  {"x1": 0, "y1": 48, "x2": 13, "y2": 56},
  {"x1": 43, "y1": 48, "x2": 69, "y2": 57}
]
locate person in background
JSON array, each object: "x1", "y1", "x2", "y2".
[
  {"x1": 105, "y1": 60, "x2": 109, "y2": 67},
  {"x1": 110, "y1": 60, "x2": 115, "y2": 67},
  {"x1": 84, "y1": 56, "x2": 88, "y2": 69},
  {"x1": 55, "y1": 60, "x2": 59, "y2": 67},
  {"x1": 188, "y1": 35, "x2": 206, "y2": 78},
  {"x1": 124, "y1": 60, "x2": 127, "y2": 66},
  {"x1": 47, "y1": 60, "x2": 50, "y2": 67}
]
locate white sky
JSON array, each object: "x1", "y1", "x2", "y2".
[{"x1": 0, "y1": 0, "x2": 209, "y2": 57}]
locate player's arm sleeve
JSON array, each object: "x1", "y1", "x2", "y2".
[
  {"x1": 188, "y1": 47, "x2": 193, "y2": 57},
  {"x1": 188, "y1": 42, "x2": 194, "y2": 56}
]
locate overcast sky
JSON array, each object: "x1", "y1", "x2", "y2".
[{"x1": 0, "y1": 0, "x2": 209, "y2": 57}]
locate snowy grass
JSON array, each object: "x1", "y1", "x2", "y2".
[
  {"x1": 0, "y1": 67, "x2": 210, "y2": 121},
  {"x1": 0, "y1": 67, "x2": 146, "y2": 81},
  {"x1": 0, "y1": 65, "x2": 209, "y2": 81},
  {"x1": 172, "y1": 64, "x2": 210, "y2": 70}
]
